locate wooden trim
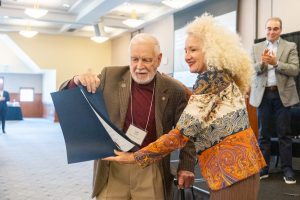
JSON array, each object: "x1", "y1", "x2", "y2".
[{"x1": 10, "y1": 93, "x2": 43, "y2": 118}]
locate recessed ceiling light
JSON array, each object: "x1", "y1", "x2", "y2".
[
  {"x1": 90, "y1": 36, "x2": 109, "y2": 43},
  {"x1": 122, "y1": 9, "x2": 144, "y2": 28},
  {"x1": 63, "y1": 3, "x2": 70, "y2": 8},
  {"x1": 25, "y1": 8, "x2": 48, "y2": 19},
  {"x1": 19, "y1": 30, "x2": 38, "y2": 38},
  {"x1": 122, "y1": 19, "x2": 144, "y2": 28},
  {"x1": 162, "y1": 0, "x2": 195, "y2": 9}
]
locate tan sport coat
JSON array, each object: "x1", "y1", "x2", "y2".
[
  {"x1": 250, "y1": 38, "x2": 300, "y2": 107},
  {"x1": 60, "y1": 66, "x2": 196, "y2": 200}
]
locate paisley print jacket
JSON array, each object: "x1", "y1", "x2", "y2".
[{"x1": 134, "y1": 68, "x2": 266, "y2": 190}]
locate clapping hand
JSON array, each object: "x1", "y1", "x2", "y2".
[{"x1": 261, "y1": 48, "x2": 277, "y2": 66}]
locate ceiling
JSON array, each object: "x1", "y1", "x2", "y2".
[{"x1": 0, "y1": 0, "x2": 205, "y2": 39}]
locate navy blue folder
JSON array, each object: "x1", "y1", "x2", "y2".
[{"x1": 51, "y1": 86, "x2": 136, "y2": 164}]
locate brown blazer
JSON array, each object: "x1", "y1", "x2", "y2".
[{"x1": 61, "y1": 66, "x2": 196, "y2": 200}]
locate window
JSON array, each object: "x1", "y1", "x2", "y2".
[{"x1": 20, "y1": 88, "x2": 34, "y2": 102}]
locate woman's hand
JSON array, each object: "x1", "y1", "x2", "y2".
[{"x1": 103, "y1": 150, "x2": 136, "y2": 164}]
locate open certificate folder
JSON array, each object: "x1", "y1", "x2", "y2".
[{"x1": 51, "y1": 86, "x2": 137, "y2": 164}]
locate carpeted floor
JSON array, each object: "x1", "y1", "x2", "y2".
[
  {"x1": 0, "y1": 118, "x2": 299, "y2": 200},
  {"x1": 0, "y1": 119, "x2": 93, "y2": 200}
]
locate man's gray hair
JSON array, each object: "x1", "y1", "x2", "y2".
[
  {"x1": 266, "y1": 17, "x2": 282, "y2": 29},
  {"x1": 129, "y1": 33, "x2": 160, "y2": 55}
]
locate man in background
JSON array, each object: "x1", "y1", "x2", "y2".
[
  {"x1": 60, "y1": 33, "x2": 196, "y2": 200},
  {"x1": 0, "y1": 79, "x2": 10, "y2": 134},
  {"x1": 250, "y1": 17, "x2": 299, "y2": 184}
]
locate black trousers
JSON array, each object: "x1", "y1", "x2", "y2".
[
  {"x1": 0, "y1": 110, "x2": 6, "y2": 132},
  {"x1": 257, "y1": 90, "x2": 293, "y2": 169}
]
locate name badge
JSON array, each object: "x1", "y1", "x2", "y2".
[{"x1": 126, "y1": 124, "x2": 147, "y2": 146}]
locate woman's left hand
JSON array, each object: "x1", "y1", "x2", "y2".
[{"x1": 102, "y1": 150, "x2": 136, "y2": 164}]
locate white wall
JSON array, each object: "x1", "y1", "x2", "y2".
[
  {"x1": 111, "y1": 32, "x2": 131, "y2": 66},
  {"x1": 0, "y1": 38, "x2": 32, "y2": 73},
  {"x1": 239, "y1": 0, "x2": 300, "y2": 52},
  {"x1": 238, "y1": 0, "x2": 256, "y2": 53},
  {"x1": 257, "y1": 0, "x2": 300, "y2": 38},
  {"x1": 111, "y1": 15, "x2": 175, "y2": 74},
  {"x1": 43, "y1": 70, "x2": 56, "y2": 104},
  {"x1": 0, "y1": 73, "x2": 43, "y2": 93},
  {"x1": 143, "y1": 15, "x2": 174, "y2": 74}
]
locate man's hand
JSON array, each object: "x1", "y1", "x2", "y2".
[
  {"x1": 103, "y1": 150, "x2": 136, "y2": 164},
  {"x1": 177, "y1": 170, "x2": 195, "y2": 189},
  {"x1": 261, "y1": 49, "x2": 277, "y2": 66},
  {"x1": 267, "y1": 51, "x2": 278, "y2": 66},
  {"x1": 73, "y1": 73, "x2": 100, "y2": 93},
  {"x1": 260, "y1": 48, "x2": 269, "y2": 66}
]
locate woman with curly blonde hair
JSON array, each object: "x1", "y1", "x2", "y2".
[{"x1": 105, "y1": 14, "x2": 266, "y2": 200}]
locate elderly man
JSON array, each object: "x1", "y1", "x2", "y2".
[
  {"x1": 60, "y1": 33, "x2": 196, "y2": 200},
  {"x1": 250, "y1": 17, "x2": 299, "y2": 184}
]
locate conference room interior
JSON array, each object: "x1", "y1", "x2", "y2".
[{"x1": 1, "y1": 0, "x2": 300, "y2": 199}]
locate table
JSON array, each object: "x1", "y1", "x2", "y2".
[{"x1": 6, "y1": 106, "x2": 23, "y2": 120}]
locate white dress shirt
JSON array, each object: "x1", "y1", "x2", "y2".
[{"x1": 266, "y1": 39, "x2": 279, "y2": 87}]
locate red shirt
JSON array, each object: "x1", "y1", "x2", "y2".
[{"x1": 123, "y1": 79, "x2": 156, "y2": 148}]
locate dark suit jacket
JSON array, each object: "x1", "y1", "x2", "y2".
[
  {"x1": 0, "y1": 90, "x2": 10, "y2": 113},
  {"x1": 60, "y1": 66, "x2": 196, "y2": 200}
]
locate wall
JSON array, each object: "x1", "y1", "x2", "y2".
[
  {"x1": 174, "y1": 0, "x2": 238, "y2": 30},
  {"x1": 0, "y1": 73, "x2": 43, "y2": 118},
  {"x1": 239, "y1": 0, "x2": 300, "y2": 51},
  {"x1": 0, "y1": 38, "x2": 32, "y2": 73},
  {"x1": 0, "y1": 73, "x2": 42, "y2": 93},
  {"x1": 257, "y1": 0, "x2": 300, "y2": 38},
  {"x1": 9, "y1": 93, "x2": 43, "y2": 118},
  {"x1": 8, "y1": 33, "x2": 112, "y2": 88},
  {"x1": 1, "y1": 33, "x2": 112, "y2": 119},
  {"x1": 111, "y1": 0, "x2": 238, "y2": 74},
  {"x1": 144, "y1": 15, "x2": 174, "y2": 74},
  {"x1": 42, "y1": 70, "x2": 56, "y2": 120},
  {"x1": 111, "y1": 15, "x2": 175, "y2": 74},
  {"x1": 237, "y1": 0, "x2": 256, "y2": 52},
  {"x1": 111, "y1": 32, "x2": 131, "y2": 66}
]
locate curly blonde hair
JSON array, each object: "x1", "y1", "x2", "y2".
[{"x1": 186, "y1": 13, "x2": 253, "y2": 94}]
